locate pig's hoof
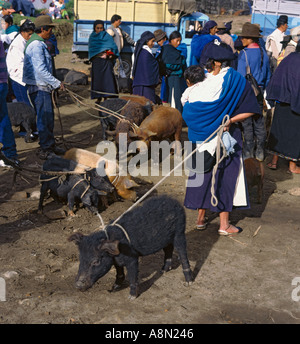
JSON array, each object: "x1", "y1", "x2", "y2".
[
  {"x1": 128, "y1": 294, "x2": 137, "y2": 301},
  {"x1": 184, "y1": 281, "x2": 194, "y2": 287},
  {"x1": 111, "y1": 283, "x2": 122, "y2": 292}
]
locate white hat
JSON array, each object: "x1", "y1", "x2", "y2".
[{"x1": 290, "y1": 25, "x2": 300, "y2": 42}]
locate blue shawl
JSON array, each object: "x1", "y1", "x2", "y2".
[
  {"x1": 190, "y1": 34, "x2": 220, "y2": 65},
  {"x1": 266, "y1": 52, "x2": 300, "y2": 114},
  {"x1": 88, "y1": 31, "x2": 119, "y2": 60},
  {"x1": 182, "y1": 68, "x2": 246, "y2": 142}
]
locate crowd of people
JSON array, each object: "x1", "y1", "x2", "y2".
[
  {"x1": 0, "y1": 13, "x2": 64, "y2": 163},
  {"x1": 0, "y1": 10, "x2": 299, "y2": 236}
]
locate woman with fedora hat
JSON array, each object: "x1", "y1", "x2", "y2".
[
  {"x1": 237, "y1": 22, "x2": 271, "y2": 162},
  {"x1": 182, "y1": 40, "x2": 261, "y2": 236},
  {"x1": 216, "y1": 21, "x2": 236, "y2": 54}
]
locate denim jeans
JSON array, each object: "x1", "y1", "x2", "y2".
[
  {"x1": 241, "y1": 114, "x2": 266, "y2": 160},
  {"x1": 29, "y1": 90, "x2": 55, "y2": 151},
  {"x1": 11, "y1": 79, "x2": 31, "y2": 106},
  {"x1": 0, "y1": 83, "x2": 17, "y2": 158}
]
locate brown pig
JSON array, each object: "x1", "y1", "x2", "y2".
[
  {"x1": 64, "y1": 148, "x2": 139, "y2": 201},
  {"x1": 129, "y1": 106, "x2": 183, "y2": 154},
  {"x1": 244, "y1": 157, "x2": 264, "y2": 204}
]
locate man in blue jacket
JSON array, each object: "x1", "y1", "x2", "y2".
[
  {"x1": 23, "y1": 15, "x2": 64, "y2": 160},
  {"x1": 237, "y1": 23, "x2": 271, "y2": 161}
]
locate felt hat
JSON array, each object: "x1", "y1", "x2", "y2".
[
  {"x1": 34, "y1": 15, "x2": 57, "y2": 28},
  {"x1": 290, "y1": 25, "x2": 300, "y2": 41},
  {"x1": 277, "y1": 15, "x2": 288, "y2": 26},
  {"x1": 240, "y1": 22, "x2": 262, "y2": 38},
  {"x1": 154, "y1": 29, "x2": 167, "y2": 42},
  {"x1": 205, "y1": 39, "x2": 236, "y2": 61}
]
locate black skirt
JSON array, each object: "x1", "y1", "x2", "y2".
[
  {"x1": 91, "y1": 57, "x2": 118, "y2": 99},
  {"x1": 267, "y1": 102, "x2": 300, "y2": 161}
]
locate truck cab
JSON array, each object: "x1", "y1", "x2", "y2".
[{"x1": 178, "y1": 12, "x2": 210, "y2": 66}]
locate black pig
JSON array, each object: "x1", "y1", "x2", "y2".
[
  {"x1": 69, "y1": 195, "x2": 193, "y2": 299},
  {"x1": 39, "y1": 173, "x2": 106, "y2": 215},
  {"x1": 7, "y1": 102, "x2": 37, "y2": 143},
  {"x1": 39, "y1": 156, "x2": 114, "y2": 215}
]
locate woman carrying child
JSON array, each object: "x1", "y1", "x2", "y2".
[{"x1": 182, "y1": 41, "x2": 261, "y2": 236}]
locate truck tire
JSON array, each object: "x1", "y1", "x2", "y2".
[{"x1": 122, "y1": 59, "x2": 132, "y2": 78}]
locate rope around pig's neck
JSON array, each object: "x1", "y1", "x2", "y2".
[{"x1": 97, "y1": 115, "x2": 230, "y2": 232}]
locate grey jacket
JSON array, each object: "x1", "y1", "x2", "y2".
[{"x1": 107, "y1": 25, "x2": 135, "y2": 52}]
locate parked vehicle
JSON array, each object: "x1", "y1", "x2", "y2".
[
  {"x1": 251, "y1": 0, "x2": 300, "y2": 38},
  {"x1": 72, "y1": 0, "x2": 209, "y2": 71}
]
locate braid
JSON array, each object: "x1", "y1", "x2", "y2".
[{"x1": 254, "y1": 38, "x2": 264, "y2": 69}]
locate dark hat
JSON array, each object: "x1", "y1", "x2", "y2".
[
  {"x1": 202, "y1": 20, "x2": 218, "y2": 35},
  {"x1": 139, "y1": 31, "x2": 155, "y2": 44},
  {"x1": 240, "y1": 22, "x2": 262, "y2": 38},
  {"x1": 277, "y1": 15, "x2": 288, "y2": 26},
  {"x1": 34, "y1": 15, "x2": 57, "y2": 28},
  {"x1": 224, "y1": 21, "x2": 233, "y2": 31},
  {"x1": 205, "y1": 39, "x2": 236, "y2": 61},
  {"x1": 154, "y1": 29, "x2": 167, "y2": 42}
]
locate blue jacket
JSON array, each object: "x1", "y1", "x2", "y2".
[
  {"x1": 23, "y1": 39, "x2": 60, "y2": 91},
  {"x1": 237, "y1": 47, "x2": 271, "y2": 89}
]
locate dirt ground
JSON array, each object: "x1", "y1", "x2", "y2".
[{"x1": 1, "y1": 15, "x2": 300, "y2": 325}]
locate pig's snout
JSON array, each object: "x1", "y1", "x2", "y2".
[{"x1": 75, "y1": 276, "x2": 91, "y2": 291}]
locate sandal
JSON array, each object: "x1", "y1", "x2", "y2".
[
  {"x1": 267, "y1": 162, "x2": 277, "y2": 170},
  {"x1": 195, "y1": 216, "x2": 208, "y2": 231},
  {"x1": 218, "y1": 225, "x2": 243, "y2": 236},
  {"x1": 195, "y1": 223, "x2": 207, "y2": 231}
]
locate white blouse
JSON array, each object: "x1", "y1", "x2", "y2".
[{"x1": 6, "y1": 33, "x2": 27, "y2": 86}]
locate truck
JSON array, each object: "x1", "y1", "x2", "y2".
[
  {"x1": 251, "y1": 0, "x2": 300, "y2": 38},
  {"x1": 72, "y1": 0, "x2": 209, "y2": 73}
]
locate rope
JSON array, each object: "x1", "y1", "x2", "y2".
[
  {"x1": 96, "y1": 115, "x2": 230, "y2": 232},
  {"x1": 64, "y1": 86, "x2": 139, "y2": 132}
]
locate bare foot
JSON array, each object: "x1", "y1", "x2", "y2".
[
  {"x1": 218, "y1": 224, "x2": 243, "y2": 236},
  {"x1": 289, "y1": 167, "x2": 300, "y2": 174}
]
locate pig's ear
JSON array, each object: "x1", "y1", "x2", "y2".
[
  {"x1": 124, "y1": 178, "x2": 139, "y2": 189},
  {"x1": 128, "y1": 131, "x2": 138, "y2": 138},
  {"x1": 146, "y1": 129, "x2": 157, "y2": 137},
  {"x1": 100, "y1": 240, "x2": 120, "y2": 256},
  {"x1": 68, "y1": 232, "x2": 84, "y2": 245}
]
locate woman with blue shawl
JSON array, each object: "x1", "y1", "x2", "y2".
[
  {"x1": 88, "y1": 20, "x2": 119, "y2": 102},
  {"x1": 132, "y1": 31, "x2": 159, "y2": 103},
  {"x1": 182, "y1": 40, "x2": 261, "y2": 236},
  {"x1": 190, "y1": 20, "x2": 220, "y2": 65}
]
